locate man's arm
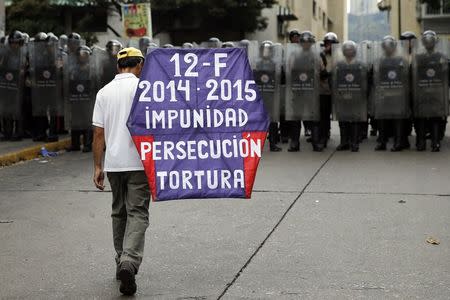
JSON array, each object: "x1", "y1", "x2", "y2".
[{"x1": 93, "y1": 125, "x2": 106, "y2": 190}]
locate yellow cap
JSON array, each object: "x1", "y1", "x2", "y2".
[{"x1": 117, "y1": 47, "x2": 144, "y2": 60}]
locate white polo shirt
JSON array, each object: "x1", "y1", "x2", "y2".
[{"x1": 92, "y1": 73, "x2": 143, "y2": 172}]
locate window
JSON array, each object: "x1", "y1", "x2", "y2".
[
  {"x1": 313, "y1": 0, "x2": 317, "y2": 17},
  {"x1": 323, "y1": 12, "x2": 326, "y2": 28}
]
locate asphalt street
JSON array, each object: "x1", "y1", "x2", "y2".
[{"x1": 1, "y1": 126, "x2": 450, "y2": 299}]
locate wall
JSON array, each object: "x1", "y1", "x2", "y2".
[{"x1": 388, "y1": 0, "x2": 421, "y2": 39}]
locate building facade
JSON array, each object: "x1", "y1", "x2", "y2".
[
  {"x1": 0, "y1": 0, "x2": 5, "y2": 37},
  {"x1": 247, "y1": 0, "x2": 348, "y2": 43},
  {"x1": 378, "y1": 0, "x2": 450, "y2": 39}
]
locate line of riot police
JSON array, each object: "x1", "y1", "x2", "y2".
[
  {"x1": 188, "y1": 31, "x2": 448, "y2": 153},
  {"x1": 1, "y1": 31, "x2": 448, "y2": 154},
  {"x1": 0, "y1": 30, "x2": 124, "y2": 152}
]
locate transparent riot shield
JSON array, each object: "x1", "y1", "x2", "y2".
[
  {"x1": 372, "y1": 40, "x2": 410, "y2": 119},
  {"x1": 285, "y1": 43, "x2": 321, "y2": 121},
  {"x1": 0, "y1": 44, "x2": 26, "y2": 119},
  {"x1": 251, "y1": 42, "x2": 282, "y2": 122},
  {"x1": 332, "y1": 43, "x2": 369, "y2": 122},
  {"x1": 236, "y1": 40, "x2": 258, "y2": 68},
  {"x1": 412, "y1": 39, "x2": 449, "y2": 118},
  {"x1": 28, "y1": 40, "x2": 61, "y2": 117},
  {"x1": 92, "y1": 47, "x2": 117, "y2": 91},
  {"x1": 63, "y1": 51, "x2": 95, "y2": 130}
]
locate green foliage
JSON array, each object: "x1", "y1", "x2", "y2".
[
  {"x1": 151, "y1": 0, "x2": 277, "y2": 40},
  {"x1": 6, "y1": 0, "x2": 277, "y2": 44},
  {"x1": 6, "y1": 0, "x2": 64, "y2": 35}
]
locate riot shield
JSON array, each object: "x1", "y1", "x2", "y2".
[
  {"x1": 63, "y1": 51, "x2": 95, "y2": 130},
  {"x1": 28, "y1": 40, "x2": 61, "y2": 117},
  {"x1": 252, "y1": 43, "x2": 282, "y2": 122},
  {"x1": 332, "y1": 43, "x2": 369, "y2": 122},
  {"x1": 285, "y1": 43, "x2": 321, "y2": 121},
  {"x1": 372, "y1": 41, "x2": 410, "y2": 119},
  {"x1": 236, "y1": 40, "x2": 258, "y2": 68},
  {"x1": 92, "y1": 47, "x2": 117, "y2": 91},
  {"x1": 0, "y1": 44, "x2": 26, "y2": 118},
  {"x1": 412, "y1": 39, "x2": 449, "y2": 118}
]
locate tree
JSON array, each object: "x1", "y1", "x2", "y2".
[
  {"x1": 150, "y1": 0, "x2": 277, "y2": 42},
  {"x1": 6, "y1": 0, "x2": 64, "y2": 35},
  {"x1": 6, "y1": 0, "x2": 112, "y2": 44},
  {"x1": 6, "y1": 0, "x2": 277, "y2": 44}
]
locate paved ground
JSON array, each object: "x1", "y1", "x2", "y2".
[{"x1": 1, "y1": 125, "x2": 449, "y2": 299}]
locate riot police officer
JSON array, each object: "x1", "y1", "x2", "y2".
[
  {"x1": 319, "y1": 32, "x2": 339, "y2": 148},
  {"x1": 138, "y1": 36, "x2": 154, "y2": 55},
  {"x1": 253, "y1": 41, "x2": 283, "y2": 151},
  {"x1": 98, "y1": 40, "x2": 123, "y2": 89},
  {"x1": 59, "y1": 34, "x2": 68, "y2": 53},
  {"x1": 284, "y1": 29, "x2": 301, "y2": 150},
  {"x1": 372, "y1": 36, "x2": 410, "y2": 151},
  {"x1": 65, "y1": 45, "x2": 94, "y2": 152},
  {"x1": 399, "y1": 31, "x2": 417, "y2": 146},
  {"x1": 289, "y1": 29, "x2": 301, "y2": 44},
  {"x1": 221, "y1": 42, "x2": 235, "y2": 48},
  {"x1": 29, "y1": 32, "x2": 51, "y2": 141},
  {"x1": 332, "y1": 41, "x2": 368, "y2": 152},
  {"x1": 285, "y1": 31, "x2": 323, "y2": 151},
  {"x1": 206, "y1": 37, "x2": 222, "y2": 48},
  {"x1": 0, "y1": 30, "x2": 26, "y2": 141},
  {"x1": 412, "y1": 30, "x2": 449, "y2": 152},
  {"x1": 182, "y1": 42, "x2": 194, "y2": 49}
]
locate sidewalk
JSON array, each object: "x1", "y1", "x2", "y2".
[{"x1": 0, "y1": 136, "x2": 71, "y2": 167}]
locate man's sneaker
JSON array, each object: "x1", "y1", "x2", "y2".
[{"x1": 118, "y1": 261, "x2": 137, "y2": 296}]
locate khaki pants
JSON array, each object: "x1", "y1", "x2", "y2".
[{"x1": 107, "y1": 171, "x2": 150, "y2": 273}]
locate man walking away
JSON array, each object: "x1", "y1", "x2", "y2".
[{"x1": 92, "y1": 47, "x2": 150, "y2": 296}]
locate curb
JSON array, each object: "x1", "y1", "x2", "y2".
[{"x1": 0, "y1": 138, "x2": 71, "y2": 167}]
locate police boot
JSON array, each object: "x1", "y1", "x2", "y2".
[
  {"x1": 391, "y1": 119, "x2": 405, "y2": 152},
  {"x1": 359, "y1": 121, "x2": 368, "y2": 142},
  {"x1": 269, "y1": 122, "x2": 282, "y2": 152},
  {"x1": 279, "y1": 120, "x2": 289, "y2": 144},
  {"x1": 415, "y1": 119, "x2": 426, "y2": 151},
  {"x1": 288, "y1": 121, "x2": 301, "y2": 152},
  {"x1": 375, "y1": 120, "x2": 387, "y2": 151},
  {"x1": 350, "y1": 123, "x2": 360, "y2": 152},
  {"x1": 337, "y1": 122, "x2": 350, "y2": 151},
  {"x1": 66, "y1": 130, "x2": 81, "y2": 152},
  {"x1": 311, "y1": 123, "x2": 323, "y2": 152},
  {"x1": 431, "y1": 120, "x2": 441, "y2": 152},
  {"x1": 32, "y1": 116, "x2": 48, "y2": 142},
  {"x1": 46, "y1": 116, "x2": 59, "y2": 143},
  {"x1": 1, "y1": 118, "x2": 12, "y2": 141}
]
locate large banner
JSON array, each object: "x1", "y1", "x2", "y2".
[
  {"x1": 121, "y1": 3, "x2": 152, "y2": 38},
  {"x1": 127, "y1": 48, "x2": 269, "y2": 201}
]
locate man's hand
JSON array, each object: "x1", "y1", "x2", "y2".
[
  {"x1": 93, "y1": 167, "x2": 105, "y2": 190},
  {"x1": 93, "y1": 126, "x2": 106, "y2": 190}
]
